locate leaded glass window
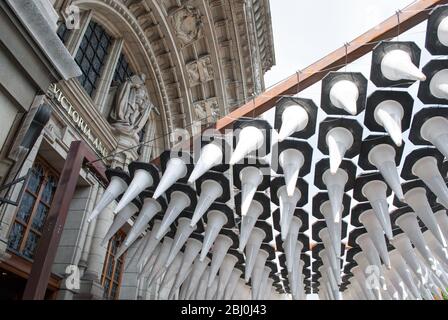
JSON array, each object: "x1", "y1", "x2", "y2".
[
  {"x1": 75, "y1": 21, "x2": 112, "y2": 97},
  {"x1": 101, "y1": 231, "x2": 126, "y2": 300},
  {"x1": 7, "y1": 158, "x2": 59, "y2": 260},
  {"x1": 112, "y1": 53, "x2": 134, "y2": 86},
  {"x1": 57, "y1": 22, "x2": 71, "y2": 44}
]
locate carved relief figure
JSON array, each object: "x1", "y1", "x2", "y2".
[
  {"x1": 186, "y1": 55, "x2": 214, "y2": 86},
  {"x1": 194, "y1": 98, "x2": 220, "y2": 123},
  {"x1": 170, "y1": 5, "x2": 203, "y2": 45}
]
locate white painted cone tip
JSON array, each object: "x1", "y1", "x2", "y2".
[
  {"x1": 185, "y1": 256, "x2": 211, "y2": 299},
  {"x1": 155, "y1": 191, "x2": 191, "y2": 240},
  {"x1": 114, "y1": 169, "x2": 154, "y2": 214},
  {"x1": 153, "y1": 158, "x2": 187, "y2": 200},
  {"x1": 320, "y1": 202, "x2": 342, "y2": 254},
  {"x1": 229, "y1": 126, "x2": 265, "y2": 165},
  {"x1": 200, "y1": 210, "x2": 228, "y2": 261},
  {"x1": 125, "y1": 198, "x2": 162, "y2": 247},
  {"x1": 238, "y1": 208, "x2": 260, "y2": 252},
  {"x1": 146, "y1": 237, "x2": 173, "y2": 283},
  {"x1": 173, "y1": 238, "x2": 202, "y2": 286},
  {"x1": 279, "y1": 148, "x2": 304, "y2": 197},
  {"x1": 329, "y1": 79, "x2": 359, "y2": 115},
  {"x1": 101, "y1": 202, "x2": 139, "y2": 247},
  {"x1": 165, "y1": 218, "x2": 195, "y2": 267},
  {"x1": 435, "y1": 210, "x2": 448, "y2": 242},
  {"x1": 188, "y1": 142, "x2": 223, "y2": 184},
  {"x1": 320, "y1": 228, "x2": 339, "y2": 267},
  {"x1": 278, "y1": 104, "x2": 309, "y2": 141},
  {"x1": 374, "y1": 100, "x2": 404, "y2": 147},
  {"x1": 217, "y1": 254, "x2": 239, "y2": 299},
  {"x1": 423, "y1": 230, "x2": 448, "y2": 268},
  {"x1": 323, "y1": 169, "x2": 348, "y2": 223},
  {"x1": 88, "y1": 176, "x2": 128, "y2": 222},
  {"x1": 240, "y1": 167, "x2": 263, "y2": 217},
  {"x1": 224, "y1": 269, "x2": 243, "y2": 300},
  {"x1": 380, "y1": 49, "x2": 426, "y2": 82},
  {"x1": 190, "y1": 180, "x2": 223, "y2": 227},
  {"x1": 278, "y1": 186, "x2": 301, "y2": 241},
  {"x1": 360, "y1": 210, "x2": 391, "y2": 268},
  {"x1": 326, "y1": 127, "x2": 353, "y2": 174},
  {"x1": 208, "y1": 236, "x2": 233, "y2": 287},
  {"x1": 244, "y1": 228, "x2": 266, "y2": 282},
  {"x1": 285, "y1": 217, "x2": 302, "y2": 272}
]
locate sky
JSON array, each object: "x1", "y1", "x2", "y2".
[{"x1": 262, "y1": 0, "x2": 430, "y2": 299}]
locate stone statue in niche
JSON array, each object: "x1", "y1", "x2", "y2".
[
  {"x1": 170, "y1": 5, "x2": 203, "y2": 45},
  {"x1": 109, "y1": 73, "x2": 159, "y2": 140}
]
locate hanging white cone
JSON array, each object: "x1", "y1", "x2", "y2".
[
  {"x1": 229, "y1": 126, "x2": 265, "y2": 165},
  {"x1": 326, "y1": 127, "x2": 354, "y2": 174},
  {"x1": 255, "y1": 266, "x2": 271, "y2": 300},
  {"x1": 278, "y1": 104, "x2": 309, "y2": 141},
  {"x1": 391, "y1": 233, "x2": 426, "y2": 283},
  {"x1": 437, "y1": 16, "x2": 448, "y2": 46},
  {"x1": 329, "y1": 79, "x2": 359, "y2": 115},
  {"x1": 200, "y1": 210, "x2": 228, "y2": 261},
  {"x1": 244, "y1": 228, "x2": 266, "y2": 282},
  {"x1": 353, "y1": 253, "x2": 382, "y2": 300},
  {"x1": 352, "y1": 267, "x2": 376, "y2": 300},
  {"x1": 188, "y1": 142, "x2": 223, "y2": 184},
  {"x1": 320, "y1": 248, "x2": 341, "y2": 285},
  {"x1": 224, "y1": 268, "x2": 243, "y2": 300},
  {"x1": 114, "y1": 169, "x2": 154, "y2": 214},
  {"x1": 101, "y1": 201, "x2": 139, "y2": 247},
  {"x1": 208, "y1": 235, "x2": 233, "y2": 287},
  {"x1": 205, "y1": 278, "x2": 218, "y2": 300},
  {"x1": 146, "y1": 236, "x2": 173, "y2": 284},
  {"x1": 323, "y1": 168, "x2": 348, "y2": 223},
  {"x1": 362, "y1": 180, "x2": 394, "y2": 240},
  {"x1": 389, "y1": 250, "x2": 421, "y2": 299},
  {"x1": 185, "y1": 255, "x2": 211, "y2": 300},
  {"x1": 356, "y1": 234, "x2": 383, "y2": 272},
  {"x1": 435, "y1": 210, "x2": 448, "y2": 242},
  {"x1": 190, "y1": 180, "x2": 223, "y2": 227},
  {"x1": 420, "y1": 116, "x2": 448, "y2": 158},
  {"x1": 239, "y1": 166, "x2": 263, "y2": 217},
  {"x1": 153, "y1": 158, "x2": 187, "y2": 199},
  {"x1": 279, "y1": 148, "x2": 305, "y2": 196},
  {"x1": 277, "y1": 186, "x2": 301, "y2": 240},
  {"x1": 360, "y1": 209, "x2": 391, "y2": 268},
  {"x1": 238, "y1": 200, "x2": 263, "y2": 251},
  {"x1": 216, "y1": 253, "x2": 239, "y2": 299},
  {"x1": 251, "y1": 251, "x2": 269, "y2": 299},
  {"x1": 321, "y1": 201, "x2": 342, "y2": 259},
  {"x1": 137, "y1": 219, "x2": 166, "y2": 268},
  {"x1": 412, "y1": 156, "x2": 448, "y2": 209},
  {"x1": 284, "y1": 216, "x2": 302, "y2": 272},
  {"x1": 429, "y1": 69, "x2": 448, "y2": 99},
  {"x1": 423, "y1": 230, "x2": 448, "y2": 268},
  {"x1": 156, "y1": 191, "x2": 191, "y2": 240},
  {"x1": 368, "y1": 144, "x2": 404, "y2": 200},
  {"x1": 195, "y1": 268, "x2": 210, "y2": 300},
  {"x1": 139, "y1": 244, "x2": 161, "y2": 280},
  {"x1": 319, "y1": 228, "x2": 339, "y2": 268},
  {"x1": 374, "y1": 100, "x2": 404, "y2": 147},
  {"x1": 404, "y1": 187, "x2": 447, "y2": 247},
  {"x1": 380, "y1": 49, "x2": 426, "y2": 82},
  {"x1": 166, "y1": 217, "x2": 196, "y2": 267},
  {"x1": 126, "y1": 229, "x2": 151, "y2": 271},
  {"x1": 160, "y1": 252, "x2": 183, "y2": 290},
  {"x1": 88, "y1": 175, "x2": 128, "y2": 222}
]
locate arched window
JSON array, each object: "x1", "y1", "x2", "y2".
[{"x1": 101, "y1": 231, "x2": 126, "y2": 300}]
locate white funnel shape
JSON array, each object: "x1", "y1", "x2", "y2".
[
  {"x1": 124, "y1": 198, "x2": 162, "y2": 247},
  {"x1": 239, "y1": 200, "x2": 263, "y2": 251},
  {"x1": 360, "y1": 209, "x2": 391, "y2": 268},
  {"x1": 156, "y1": 191, "x2": 191, "y2": 240},
  {"x1": 206, "y1": 278, "x2": 218, "y2": 300},
  {"x1": 278, "y1": 104, "x2": 309, "y2": 141},
  {"x1": 195, "y1": 268, "x2": 210, "y2": 300},
  {"x1": 208, "y1": 235, "x2": 233, "y2": 287},
  {"x1": 190, "y1": 180, "x2": 223, "y2": 227},
  {"x1": 380, "y1": 49, "x2": 426, "y2": 82},
  {"x1": 171, "y1": 237, "x2": 202, "y2": 296},
  {"x1": 326, "y1": 127, "x2": 354, "y2": 174},
  {"x1": 239, "y1": 166, "x2": 263, "y2": 217},
  {"x1": 138, "y1": 244, "x2": 160, "y2": 279},
  {"x1": 391, "y1": 233, "x2": 425, "y2": 283},
  {"x1": 323, "y1": 168, "x2": 348, "y2": 223},
  {"x1": 224, "y1": 268, "x2": 243, "y2": 300},
  {"x1": 320, "y1": 228, "x2": 339, "y2": 267},
  {"x1": 256, "y1": 267, "x2": 271, "y2": 300},
  {"x1": 329, "y1": 79, "x2": 359, "y2": 115},
  {"x1": 353, "y1": 253, "x2": 383, "y2": 300},
  {"x1": 352, "y1": 267, "x2": 376, "y2": 300},
  {"x1": 404, "y1": 187, "x2": 447, "y2": 247},
  {"x1": 413, "y1": 156, "x2": 448, "y2": 209},
  {"x1": 101, "y1": 201, "x2": 139, "y2": 247},
  {"x1": 423, "y1": 230, "x2": 448, "y2": 268},
  {"x1": 356, "y1": 234, "x2": 383, "y2": 272},
  {"x1": 320, "y1": 248, "x2": 341, "y2": 285},
  {"x1": 284, "y1": 216, "x2": 302, "y2": 272},
  {"x1": 137, "y1": 220, "x2": 165, "y2": 267},
  {"x1": 229, "y1": 126, "x2": 265, "y2": 165},
  {"x1": 244, "y1": 228, "x2": 266, "y2": 282},
  {"x1": 362, "y1": 180, "x2": 393, "y2": 240},
  {"x1": 88, "y1": 175, "x2": 127, "y2": 222},
  {"x1": 200, "y1": 210, "x2": 228, "y2": 261},
  {"x1": 216, "y1": 254, "x2": 239, "y2": 299},
  {"x1": 277, "y1": 186, "x2": 301, "y2": 240},
  {"x1": 185, "y1": 255, "x2": 211, "y2": 300},
  {"x1": 374, "y1": 100, "x2": 404, "y2": 147},
  {"x1": 429, "y1": 69, "x2": 448, "y2": 99},
  {"x1": 437, "y1": 16, "x2": 448, "y2": 46},
  {"x1": 389, "y1": 250, "x2": 421, "y2": 299},
  {"x1": 146, "y1": 236, "x2": 173, "y2": 284},
  {"x1": 126, "y1": 230, "x2": 150, "y2": 270},
  {"x1": 368, "y1": 144, "x2": 404, "y2": 200},
  {"x1": 435, "y1": 210, "x2": 448, "y2": 242},
  {"x1": 160, "y1": 252, "x2": 183, "y2": 289},
  {"x1": 321, "y1": 201, "x2": 342, "y2": 258},
  {"x1": 166, "y1": 217, "x2": 196, "y2": 267},
  {"x1": 188, "y1": 142, "x2": 223, "y2": 184},
  {"x1": 114, "y1": 169, "x2": 154, "y2": 214},
  {"x1": 251, "y1": 250, "x2": 269, "y2": 299},
  {"x1": 153, "y1": 158, "x2": 187, "y2": 199},
  {"x1": 421, "y1": 116, "x2": 448, "y2": 159},
  {"x1": 279, "y1": 148, "x2": 305, "y2": 196}
]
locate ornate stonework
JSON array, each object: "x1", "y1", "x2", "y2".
[
  {"x1": 186, "y1": 55, "x2": 214, "y2": 86},
  {"x1": 194, "y1": 98, "x2": 220, "y2": 124},
  {"x1": 169, "y1": 5, "x2": 203, "y2": 46}
]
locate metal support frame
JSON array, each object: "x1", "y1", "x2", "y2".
[{"x1": 0, "y1": 170, "x2": 29, "y2": 206}]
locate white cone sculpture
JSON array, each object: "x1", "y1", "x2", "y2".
[
  {"x1": 153, "y1": 158, "x2": 187, "y2": 199},
  {"x1": 159, "y1": 252, "x2": 183, "y2": 290},
  {"x1": 374, "y1": 100, "x2": 404, "y2": 147},
  {"x1": 101, "y1": 201, "x2": 139, "y2": 247},
  {"x1": 326, "y1": 127, "x2": 354, "y2": 174},
  {"x1": 188, "y1": 141, "x2": 223, "y2": 184},
  {"x1": 319, "y1": 227, "x2": 339, "y2": 268},
  {"x1": 208, "y1": 234, "x2": 233, "y2": 287},
  {"x1": 380, "y1": 49, "x2": 426, "y2": 82},
  {"x1": 359, "y1": 209, "x2": 391, "y2": 268},
  {"x1": 205, "y1": 278, "x2": 218, "y2": 300},
  {"x1": 195, "y1": 268, "x2": 210, "y2": 300},
  {"x1": 278, "y1": 104, "x2": 309, "y2": 141},
  {"x1": 137, "y1": 219, "x2": 167, "y2": 268},
  {"x1": 403, "y1": 187, "x2": 447, "y2": 247},
  {"x1": 389, "y1": 250, "x2": 421, "y2": 299},
  {"x1": 200, "y1": 210, "x2": 228, "y2": 261},
  {"x1": 190, "y1": 180, "x2": 223, "y2": 227},
  {"x1": 353, "y1": 252, "x2": 382, "y2": 300},
  {"x1": 437, "y1": 15, "x2": 448, "y2": 46},
  {"x1": 368, "y1": 144, "x2": 404, "y2": 200},
  {"x1": 166, "y1": 217, "x2": 197, "y2": 267},
  {"x1": 319, "y1": 248, "x2": 341, "y2": 285},
  {"x1": 435, "y1": 209, "x2": 448, "y2": 242},
  {"x1": 321, "y1": 201, "x2": 342, "y2": 260},
  {"x1": 323, "y1": 168, "x2": 348, "y2": 223},
  {"x1": 250, "y1": 250, "x2": 269, "y2": 299},
  {"x1": 88, "y1": 174, "x2": 128, "y2": 222},
  {"x1": 229, "y1": 126, "x2": 265, "y2": 165},
  {"x1": 239, "y1": 166, "x2": 264, "y2": 217},
  {"x1": 391, "y1": 233, "x2": 426, "y2": 283},
  {"x1": 412, "y1": 156, "x2": 448, "y2": 209},
  {"x1": 239, "y1": 200, "x2": 263, "y2": 251},
  {"x1": 114, "y1": 169, "x2": 155, "y2": 214},
  {"x1": 185, "y1": 255, "x2": 211, "y2": 299},
  {"x1": 429, "y1": 69, "x2": 448, "y2": 99},
  {"x1": 139, "y1": 244, "x2": 161, "y2": 279},
  {"x1": 352, "y1": 266, "x2": 376, "y2": 300},
  {"x1": 284, "y1": 216, "x2": 302, "y2": 272},
  {"x1": 244, "y1": 228, "x2": 266, "y2": 282},
  {"x1": 146, "y1": 236, "x2": 173, "y2": 284},
  {"x1": 156, "y1": 191, "x2": 191, "y2": 240},
  {"x1": 356, "y1": 234, "x2": 384, "y2": 272},
  {"x1": 256, "y1": 266, "x2": 271, "y2": 300},
  {"x1": 216, "y1": 253, "x2": 239, "y2": 299},
  {"x1": 329, "y1": 79, "x2": 359, "y2": 115},
  {"x1": 420, "y1": 116, "x2": 448, "y2": 158},
  {"x1": 423, "y1": 230, "x2": 448, "y2": 268},
  {"x1": 362, "y1": 180, "x2": 394, "y2": 240},
  {"x1": 224, "y1": 268, "x2": 243, "y2": 300},
  {"x1": 277, "y1": 185, "x2": 301, "y2": 240},
  {"x1": 279, "y1": 148, "x2": 305, "y2": 196}
]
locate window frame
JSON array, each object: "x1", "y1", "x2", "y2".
[{"x1": 100, "y1": 230, "x2": 126, "y2": 300}]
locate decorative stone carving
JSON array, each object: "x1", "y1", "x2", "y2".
[
  {"x1": 193, "y1": 98, "x2": 220, "y2": 123},
  {"x1": 186, "y1": 55, "x2": 214, "y2": 86},
  {"x1": 170, "y1": 5, "x2": 203, "y2": 45}
]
